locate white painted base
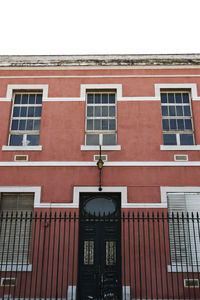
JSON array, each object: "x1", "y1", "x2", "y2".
[
  {"x1": 67, "y1": 285, "x2": 76, "y2": 300},
  {"x1": 123, "y1": 286, "x2": 131, "y2": 300}
]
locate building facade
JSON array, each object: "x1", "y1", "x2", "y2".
[{"x1": 0, "y1": 54, "x2": 200, "y2": 299}]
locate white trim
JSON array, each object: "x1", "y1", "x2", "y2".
[
  {"x1": 2, "y1": 145, "x2": 42, "y2": 151},
  {"x1": 160, "y1": 186, "x2": 200, "y2": 205},
  {"x1": 80, "y1": 84, "x2": 122, "y2": 99},
  {"x1": 118, "y1": 96, "x2": 160, "y2": 101},
  {"x1": 1, "y1": 160, "x2": 200, "y2": 167},
  {"x1": 43, "y1": 97, "x2": 84, "y2": 102},
  {"x1": 1, "y1": 277, "x2": 16, "y2": 286},
  {"x1": 0, "y1": 265, "x2": 32, "y2": 272},
  {"x1": 0, "y1": 186, "x2": 41, "y2": 208},
  {"x1": 155, "y1": 83, "x2": 200, "y2": 100},
  {"x1": 160, "y1": 145, "x2": 200, "y2": 151},
  {"x1": 73, "y1": 186, "x2": 127, "y2": 208},
  {"x1": 81, "y1": 145, "x2": 121, "y2": 151},
  {"x1": 168, "y1": 265, "x2": 200, "y2": 273},
  {"x1": 6, "y1": 84, "x2": 48, "y2": 100}
]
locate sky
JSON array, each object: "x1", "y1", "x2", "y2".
[{"x1": 0, "y1": 0, "x2": 199, "y2": 55}]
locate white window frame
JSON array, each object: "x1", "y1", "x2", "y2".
[
  {"x1": 161, "y1": 186, "x2": 200, "y2": 272},
  {"x1": 0, "y1": 186, "x2": 41, "y2": 272}
]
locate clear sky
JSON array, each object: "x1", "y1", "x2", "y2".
[{"x1": 0, "y1": 0, "x2": 199, "y2": 55}]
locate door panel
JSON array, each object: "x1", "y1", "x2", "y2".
[{"x1": 78, "y1": 193, "x2": 121, "y2": 300}]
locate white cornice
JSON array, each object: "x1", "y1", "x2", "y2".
[{"x1": 0, "y1": 161, "x2": 200, "y2": 167}]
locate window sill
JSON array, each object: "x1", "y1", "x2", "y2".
[
  {"x1": 160, "y1": 145, "x2": 200, "y2": 151},
  {"x1": 2, "y1": 145, "x2": 42, "y2": 151},
  {"x1": 168, "y1": 265, "x2": 200, "y2": 272},
  {"x1": 0, "y1": 264, "x2": 32, "y2": 271},
  {"x1": 80, "y1": 145, "x2": 121, "y2": 151}
]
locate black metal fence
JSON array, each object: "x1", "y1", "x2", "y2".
[{"x1": 0, "y1": 211, "x2": 200, "y2": 299}]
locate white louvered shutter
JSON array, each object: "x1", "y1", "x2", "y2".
[
  {"x1": 0, "y1": 193, "x2": 34, "y2": 264},
  {"x1": 167, "y1": 193, "x2": 200, "y2": 265}
]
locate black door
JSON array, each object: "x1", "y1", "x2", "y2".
[{"x1": 78, "y1": 193, "x2": 122, "y2": 300}]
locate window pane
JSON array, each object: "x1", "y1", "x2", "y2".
[
  {"x1": 161, "y1": 93, "x2": 167, "y2": 103},
  {"x1": 162, "y1": 119, "x2": 169, "y2": 130},
  {"x1": 180, "y1": 134, "x2": 194, "y2": 145},
  {"x1": 109, "y1": 119, "x2": 116, "y2": 130},
  {"x1": 183, "y1": 93, "x2": 189, "y2": 103},
  {"x1": 109, "y1": 94, "x2": 115, "y2": 104},
  {"x1": 102, "y1": 106, "x2": 108, "y2": 116},
  {"x1": 33, "y1": 120, "x2": 41, "y2": 130},
  {"x1": 20, "y1": 106, "x2": 27, "y2": 117},
  {"x1": 87, "y1": 120, "x2": 93, "y2": 130},
  {"x1": 161, "y1": 106, "x2": 168, "y2": 116},
  {"x1": 184, "y1": 106, "x2": 191, "y2": 116},
  {"x1": 26, "y1": 120, "x2": 33, "y2": 130},
  {"x1": 86, "y1": 134, "x2": 99, "y2": 145},
  {"x1": 109, "y1": 106, "x2": 115, "y2": 117},
  {"x1": 163, "y1": 134, "x2": 177, "y2": 145},
  {"x1": 29, "y1": 94, "x2": 35, "y2": 104},
  {"x1": 11, "y1": 120, "x2": 19, "y2": 130},
  {"x1": 94, "y1": 94, "x2": 101, "y2": 104},
  {"x1": 177, "y1": 119, "x2": 184, "y2": 130},
  {"x1": 27, "y1": 135, "x2": 39, "y2": 145},
  {"x1": 103, "y1": 134, "x2": 116, "y2": 145},
  {"x1": 36, "y1": 94, "x2": 42, "y2": 104},
  {"x1": 95, "y1": 106, "x2": 101, "y2": 117},
  {"x1": 87, "y1": 107, "x2": 93, "y2": 117},
  {"x1": 19, "y1": 120, "x2": 26, "y2": 130},
  {"x1": 14, "y1": 94, "x2": 21, "y2": 104},
  {"x1": 35, "y1": 107, "x2": 42, "y2": 117},
  {"x1": 22, "y1": 94, "x2": 28, "y2": 104},
  {"x1": 169, "y1": 119, "x2": 177, "y2": 130},
  {"x1": 94, "y1": 119, "x2": 101, "y2": 130},
  {"x1": 185, "y1": 119, "x2": 192, "y2": 130},
  {"x1": 175, "y1": 93, "x2": 182, "y2": 103},
  {"x1": 102, "y1": 94, "x2": 108, "y2": 104},
  {"x1": 13, "y1": 107, "x2": 20, "y2": 117},
  {"x1": 10, "y1": 135, "x2": 23, "y2": 146},
  {"x1": 168, "y1": 93, "x2": 175, "y2": 103},
  {"x1": 102, "y1": 119, "x2": 108, "y2": 130},
  {"x1": 28, "y1": 107, "x2": 35, "y2": 117},
  {"x1": 169, "y1": 106, "x2": 176, "y2": 116},
  {"x1": 176, "y1": 106, "x2": 183, "y2": 116},
  {"x1": 87, "y1": 94, "x2": 93, "y2": 104}
]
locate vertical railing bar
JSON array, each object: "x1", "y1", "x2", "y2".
[
  {"x1": 18, "y1": 211, "x2": 29, "y2": 299},
  {"x1": 39, "y1": 212, "x2": 48, "y2": 299},
  {"x1": 196, "y1": 212, "x2": 200, "y2": 294},
  {"x1": 7, "y1": 212, "x2": 18, "y2": 299},
  {"x1": 71, "y1": 212, "x2": 76, "y2": 300},
  {"x1": 66, "y1": 212, "x2": 71, "y2": 299},
  {"x1": 123, "y1": 212, "x2": 126, "y2": 300},
  {"x1": 12, "y1": 211, "x2": 23, "y2": 300},
  {"x1": 44, "y1": 212, "x2": 52, "y2": 300},
  {"x1": 152, "y1": 212, "x2": 159, "y2": 300},
  {"x1": 171, "y1": 212, "x2": 179, "y2": 300},
  {"x1": 137, "y1": 212, "x2": 142, "y2": 300},
  {"x1": 132, "y1": 212, "x2": 137, "y2": 300},
  {"x1": 127, "y1": 212, "x2": 132, "y2": 299},
  {"x1": 2, "y1": 211, "x2": 13, "y2": 299},
  {"x1": 142, "y1": 212, "x2": 148, "y2": 300},
  {"x1": 33, "y1": 212, "x2": 42, "y2": 299},
  {"x1": 187, "y1": 212, "x2": 196, "y2": 300},
  {"x1": 60, "y1": 212, "x2": 67, "y2": 300},
  {"x1": 55, "y1": 212, "x2": 62, "y2": 299},
  {"x1": 23, "y1": 212, "x2": 33, "y2": 300},
  {"x1": 161, "y1": 212, "x2": 170, "y2": 300},
  {"x1": 182, "y1": 212, "x2": 191, "y2": 300},
  {"x1": 50, "y1": 212, "x2": 57, "y2": 299},
  {"x1": 28, "y1": 212, "x2": 38, "y2": 300},
  {"x1": 191, "y1": 212, "x2": 199, "y2": 299},
  {"x1": 147, "y1": 212, "x2": 153, "y2": 300},
  {"x1": 167, "y1": 213, "x2": 175, "y2": 300},
  {"x1": 177, "y1": 212, "x2": 186, "y2": 300},
  {"x1": 157, "y1": 212, "x2": 164, "y2": 300},
  {"x1": 0, "y1": 211, "x2": 7, "y2": 282}
]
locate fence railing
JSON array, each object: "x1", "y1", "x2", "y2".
[{"x1": 0, "y1": 211, "x2": 200, "y2": 300}]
